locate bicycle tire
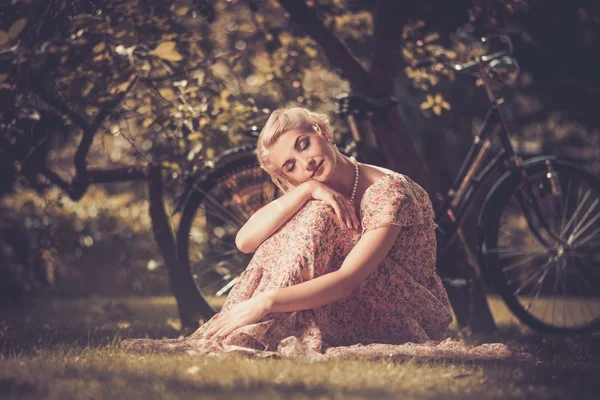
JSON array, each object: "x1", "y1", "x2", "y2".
[
  {"x1": 480, "y1": 159, "x2": 600, "y2": 333},
  {"x1": 176, "y1": 149, "x2": 281, "y2": 315}
]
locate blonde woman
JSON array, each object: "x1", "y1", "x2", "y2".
[{"x1": 122, "y1": 108, "x2": 532, "y2": 362}]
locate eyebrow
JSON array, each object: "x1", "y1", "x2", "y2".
[{"x1": 281, "y1": 135, "x2": 303, "y2": 170}]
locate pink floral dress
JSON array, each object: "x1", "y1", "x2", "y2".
[{"x1": 122, "y1": 172, "x2": 533, "y2": 362}]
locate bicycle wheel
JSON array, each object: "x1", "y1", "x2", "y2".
[
  {"x1": 481, "y1": 160, "x2": 600, "y2": 333},
  {"x1": 176, "y1": 151, "x2": 281, "y2": 314}
]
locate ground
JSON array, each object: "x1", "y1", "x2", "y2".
[{"x1": 0, "y1": 295, "x2": 598, "y2": 399}]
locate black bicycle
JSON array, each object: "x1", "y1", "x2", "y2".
[{"x1": 174, "y1": 35, "x2": 600, "y2": 334}]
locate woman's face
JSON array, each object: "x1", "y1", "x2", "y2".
[{"x1": 268, "y1": 127, "x2": 337, "y2": 186}]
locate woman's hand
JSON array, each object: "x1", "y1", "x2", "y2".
[
  {"x1": 305, "y1": 180, "x2": 359, "y2": 230},
  {"x1": 204, "y1": 291, "x2": 274, "y2": 340}
]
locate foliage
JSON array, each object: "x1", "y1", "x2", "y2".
[{"x1": 0, "y1": 0, "x2": 597, "y2": 299}]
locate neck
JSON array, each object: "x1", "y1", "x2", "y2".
[{"x1": 328, "y1": 154, "x2": 357, "y2": 198}]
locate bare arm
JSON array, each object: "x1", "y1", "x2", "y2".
[
  {"x1": 235, "y1": 181, "x2": 313, "y2": 253},
  {"x1": 263, "y1": 225, "x2": 401, "y2": 312},
  {"x1": 236, "y1": 179, "x2": 360, "y2": 254}
]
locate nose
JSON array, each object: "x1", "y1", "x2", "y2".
[{"x1": 300, "y1": 157, "x2": 317, "y2": 173}]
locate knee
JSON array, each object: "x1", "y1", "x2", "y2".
[{"x1": 296, "y1": 200, "x2": 340, "y2": 229}]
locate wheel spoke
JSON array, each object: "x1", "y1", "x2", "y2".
[
  {"x1": 572, "y1": 227, "x2": 600, "y2": 249},
  {"x1": 512, "y1": 258, "x2": 553, "y2": 296},
  {"x1": 569, "y1": 208, "x2": 600, "y2": 244},
  {"x1": 563, "y1": 188, "x2": 589, "y2": 237},
  {"x1": 487, "y1": 246, "x2": 546, "y2": 258},
  {"x1": 559, "y1": 176, "x2": 572, "y2": 237},
  {"x1": 502, "y1": 252, "x2": 545, "y2": 274}
]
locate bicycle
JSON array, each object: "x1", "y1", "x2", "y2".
[{"x1": 174, "y1": 34, "x2": 600, "y2": 334}]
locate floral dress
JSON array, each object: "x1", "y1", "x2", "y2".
[{"x1": 121, "y1": 172, "x2": 533, "y2": 362}]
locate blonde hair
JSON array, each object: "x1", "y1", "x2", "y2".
[{"x1": 257, "y1": 107, "x2": 336, "y2": 192}]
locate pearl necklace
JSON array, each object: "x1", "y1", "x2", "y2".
[{"x1": 349, "y1": 156, "x2": 359, "y2": 204}]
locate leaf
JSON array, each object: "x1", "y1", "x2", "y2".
[
  {"x1": 187, "y1": 132, "x2": 202, "y2": 141},
  {"x1": 148, "y1": 41, "x2": 183, "y2": 62},
  {"x1": 433, "y1": 105, "x2": 442, "y2": 116},
  {"x1": 0, "y1": 31, "x2": 8, "y2": 47},
  {"x1": 424, "y1": 32, "x2": 440, "y2": 43},
  {"x1": 159, "y1": 87, "x2": 176, "y2": 101},
  {"x1": 420, "y1": 95, "x2": 434, "y2": 110},
  {"x1": 136, "y1": 105, "x2": 151, "y2": 114},
  {"x1": 8, "y1": 18, "x2": 27, "y2": 40},
  {"x1": 175, "y1": 6, "x2": 190, "y2": 16},
  {"x1": 93, "y1": 42, "x2": 105, "y2": 53},
  {"x1": 109, "y1": 81, "x2": 131, "y2": 94},
  {"x1": 142, "y1": 118, "x2": 154, "y2": 128},
  {"x1": 0, "y1": 74, "x2": 7, "y2": 84}
]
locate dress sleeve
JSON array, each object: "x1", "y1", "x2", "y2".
[{"x1": 361, "y1": 174, "x2": 436, "y2": 235}]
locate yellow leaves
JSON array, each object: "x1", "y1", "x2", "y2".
[
  {"x1": 93, "y1": 42, "x2": 106, "y2": 53},
  {"x1": 174, "y1": 6, "x2": 189, "y2": 16},
  {"x1": 8, "y1": 18, "x2": 27, "y2": 40},
  {"x1": 159, "y1": 87, "x2": 176, "y2": 101},
  {"x1": 109, "y1": 80, "x2": 132, "y2": 95},
  {"x1": 187, "y1": 132, "x2": 202, "y2": 141},
  {"x1": 148, "y1": 41, "x2": 183, "y2": 62},
  {"x1": 305, "y1": 46, "x2": 317, "y2": 58},
  {"x1": 278, "y1": 32, "x2": 293, "y2": 46},
  {"x1": 424, "y1": 32, "x2": 440, "y2": 43},
  {"x1": 142, "y1": 118, "x2": 154, "y2": 128},
  {"x1": 81, "y1": 81, "x2": 94, "y2": 97},
  {"x1": 136, "y1": 105, "x2": 151, "y2": 114},
  {"x1": 0, "y1": 17, "x2": 27, "y2": 47},
  {"x1": 420, "y1": 94, "x2": 451, "y2": 116}
]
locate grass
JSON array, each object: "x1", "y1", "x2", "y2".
[{"x1": 0, "y1": 295, "x2": 599, "y2": 399}]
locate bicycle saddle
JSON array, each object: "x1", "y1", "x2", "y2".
[{"x1": 336, "y1": 93, "x2": 398, "y2": 119}]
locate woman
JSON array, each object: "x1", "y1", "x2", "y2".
[{"x1": 121, "y1": 108, "x2": 532, "y2": 362}]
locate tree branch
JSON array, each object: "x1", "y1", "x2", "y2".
[
  {"x1": 275, "y1": 0, "x2": 370, "y2": 93},
  {"x1": 31, "y1": 77, "x2": 91, "y2": 132},
  {"x1": 88, "y1": 166, "x2": 148, "y2": 183}
]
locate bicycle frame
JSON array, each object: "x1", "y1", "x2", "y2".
[{"x1": 435, "y1": 59, "x2": 566, "y2": 253}]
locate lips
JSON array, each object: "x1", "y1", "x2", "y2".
[{"x1": 311, "y1": 161, "x2": 324, "y2": 178}]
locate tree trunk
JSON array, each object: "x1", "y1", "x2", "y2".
[{"x1": 148, "y1": 165, "x2": 212, "y2": 330}]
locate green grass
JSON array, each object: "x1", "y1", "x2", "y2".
[{"x1": 0, "y1": 296, "x2": 598, "y2": 399}]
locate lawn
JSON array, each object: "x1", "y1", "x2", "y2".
[{"x1": 0, "y1": 295, "x2": 598, "y2": 399}]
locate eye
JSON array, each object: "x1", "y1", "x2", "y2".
[{"x1": 301, "y1": 139, "x2": 310, "y2": 150}]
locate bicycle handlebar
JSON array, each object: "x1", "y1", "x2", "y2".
[{"x1": 413, "y1": 34, "x2": 513, "y2": 74}]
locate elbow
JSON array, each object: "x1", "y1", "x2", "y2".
[{"x1": 235, "y1": 234, "x2": 255, "y2": 254}]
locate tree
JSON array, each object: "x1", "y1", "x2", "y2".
[{"x1": 3, "y1": 0, "x2": 596, "y2": 331}]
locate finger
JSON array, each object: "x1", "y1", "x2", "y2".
[
  {"x1": 351, "y1": 208, "x2": 360, "y2": 230},
  {"x1": 335, "y1": 199, "x2": 351, "y2": 229},
  {"x1": 206, "y1": 319, "x2": 225, "y2": 338},
  {"x1": 348, "y1": 202, "x2": 359, "y2": 229},
  {"x1": 341, "y1": 201, "x2": 352, "y2": 229},
  {"x1": 331, "y1": 202, "x2": 343, "y2": 224},
  {"x1": 342, "y1": 201, "x2": 354, "y2": 229}
]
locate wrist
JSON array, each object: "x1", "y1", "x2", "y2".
[
  {"x1": 301, "y1": 180, "x2": 316, "y2": 200},
  {"x1": 259, "y1": 290, "x2": 276, "y2": 314}
]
